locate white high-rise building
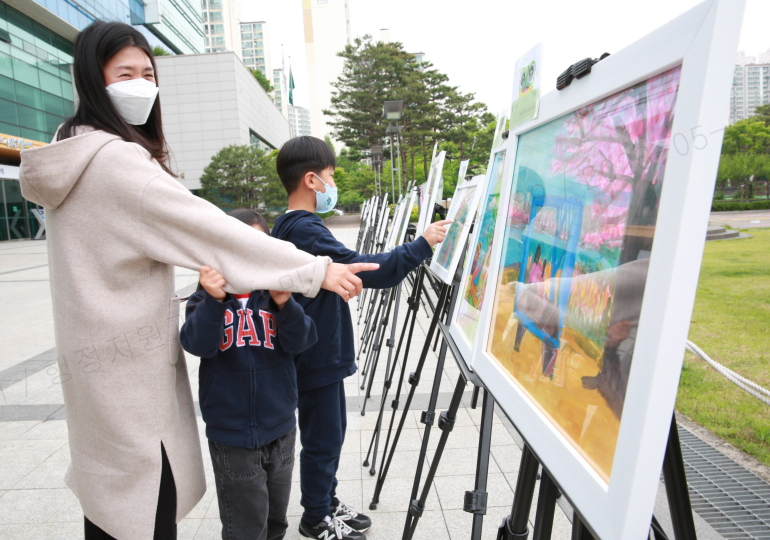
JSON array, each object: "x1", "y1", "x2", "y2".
[
  {"x1": 273, "y1": 68, "x2": 289, "y2": 120},
  {"x1": 729, "y1": 50, "x2": 770, "y2": 124},
  {"x1": 302, "y1": 0, "x2": 350, "y2": 140},
  {"x1": 241, "y1": 21, "x2": 271, "y2": 78},
  {"x1": 289, "y1": 105, "x2": 312, "y2": 137},
  {"x1": 201, "y1": 0, "x2": 241, "y2": 58}
]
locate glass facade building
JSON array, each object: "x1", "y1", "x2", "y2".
[{"x1": 0, "y1": 2, "x2": 75, "y2": 142}]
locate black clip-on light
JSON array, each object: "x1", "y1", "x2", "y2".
[{"x1": 556, "y1": 52, "x2": 611, "y2": 90}]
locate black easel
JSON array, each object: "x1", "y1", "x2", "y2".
[
  {"x1": 367, "y1": 263, "x2": 453, "y2": 509},
  {"x1": 361, "y1": 220, "x2": 437, "y2": 477},
  {"x1": 362, "y1": 262, "x2": 429, "y2": 476},
  {"x1": 496, "y1": 415, "x2": 697, "y2": 540},
  {"x1": 402, "y1": 318, "x2": 497, "y2": 540},
  {"x1": 359, "y1": 285, "x2": 398, "y2": 408}
]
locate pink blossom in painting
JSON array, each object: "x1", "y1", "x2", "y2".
[{"x1": 550, "y1": 67, "x2": 682, "y2": 247}]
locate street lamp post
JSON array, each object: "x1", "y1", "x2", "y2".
[
  {"x1": 370, "y1": 145, "x2": 383, "y2": 197},
  {"x1": 383, "y1": 100, "x2": 404, "y2": 199}
]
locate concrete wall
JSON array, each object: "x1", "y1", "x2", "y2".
[{"x1": 156, "y1": 51, "x2": 291, "y2": 191}]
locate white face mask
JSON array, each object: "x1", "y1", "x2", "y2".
[{"x1": 105, "y1": 78, "x2": 159, "y2": 125}]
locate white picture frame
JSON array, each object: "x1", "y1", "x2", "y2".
[
  {"x1": 375, "y1": 193, "x2": 389, "y2": 246},
  {"x1": 394, "y1": 188, "x2": 417, "y2": 248},
  {"x1": 467, "y1": 1, "x2": 743, "y2": 538},
  {"x1": 363, "y1": 195, "x2": 378, "y2": 230},
  {"x1": 429, "y1": 174, "x2": 485, "y2": 285},
  {"x1": 384, "y1": 196, "x2": 404, "y2": 251},
  {"x1": 449, "y1": 147, "x2": 510, "y2": 366},
  {"x1": 416, "y1": 151, "x2": 447, "y2": 235}
]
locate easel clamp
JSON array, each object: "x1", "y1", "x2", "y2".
[{"x1": 464, "y1": 490, "x2": 488, "y2": 515}]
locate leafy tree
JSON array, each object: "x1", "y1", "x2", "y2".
[
  {"x1": 152, "y1": 46, "x2": 171, "y2": 57},
  {"x1": 333, "y1": 149, "x2": 376, "y2": 211},
  {"x1": 716, "y1": 153, "x2": 770, "y2": 199},
  {"x1": 251, "y1": 69, "x2": 274, "y2": 94},
  {"x1": 750, "y1": 103, "x2": 770, "y2": 127},
  {"x1": 721, "y1": 119, "x2": 770, "y2": 155},
  {"x1": 324, "y1": 35, "x2": 492, "y2": 202},
  {"x1": 200, "y1": 145, "x2": 286, "y2": 213},
  {"x1": 324, "y1": 135, "x2": 336, "y2": 155}
]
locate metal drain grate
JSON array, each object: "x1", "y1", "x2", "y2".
[{"x1": 679, "y1": 426, "x2": 770, "y2": 539}]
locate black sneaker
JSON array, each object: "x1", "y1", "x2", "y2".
[
  {"x1": 299, "y1": 515, "x2": 366, "y2": 540},
  {"x1": 332, "y1": 497, "x2": 372, "y2": 533}
]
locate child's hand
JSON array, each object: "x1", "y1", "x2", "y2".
[
  {"x1": 199, "y1": 266, "x2": 226, "y2": 301},
  {"x1": 269, "y1": 290, "x2": 291, "y2": 310},
  {"x1": 422, "y1": 220, "x2": 453, "y2": 247}
]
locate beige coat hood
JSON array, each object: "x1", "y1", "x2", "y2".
[
  {"x1": 21, "y1": 130, "x2": 121, "y2": 209},
  {"x1": 18, "y1": 129, "x2": 330, "y2": 540}
]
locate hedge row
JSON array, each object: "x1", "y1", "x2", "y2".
[{"x1": 711, "y1": 199, "x2": 770, "y2": 212}]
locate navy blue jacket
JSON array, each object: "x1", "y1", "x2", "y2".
[
  {"x1": 180, "y1": 289, "x2": 317, "y2": 449},
  {"x1": 271, "y1": 210, "x2": 433, "y2": 391}
]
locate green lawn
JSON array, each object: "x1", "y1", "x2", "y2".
[{"x1": 677, "y1": 229, "x2": 770, "y2": 465}]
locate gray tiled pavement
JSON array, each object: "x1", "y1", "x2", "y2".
[{"x1": 0, "y1": 221, "x2": 726, "y2": 539}]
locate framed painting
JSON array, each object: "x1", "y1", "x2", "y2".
[
  {"x1": 375, "y1": 193, "x2": 389, "y2": 246},
  {"x1": 491, "y1": 109, "x2": 510, "y2": 150},
  {"x1": 468, "y1": 1, "x2": 743, "y2": 538},
  {"x1": 429, "y1": 175, "x2": 485, "y2": 284},
  {"x1": 448, "y1": 148, "x2": 510, "y2": 364},
  {"x1": 395, "y1": 188, "x2": 417, "y2": 247},
  {"x1": 416, "y1": 151, "x2": 447, "y2": 235},
  {"x1": 384, "y1": 195, "x2": 406, "y2": 251},
  {"x1": 363, "y1": 195, "x2": 378, "y2": 230}
]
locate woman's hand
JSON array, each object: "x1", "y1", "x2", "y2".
[
  {"x1": 422, "y1": 220, "x2": 453, "y2": 247},
  {"x1": 322, "y1": 262, "x2": 380, "y2": 301},
  {"x1": 269, "y1": 290, "x2": 292, "y2": 310},
  {"x1": 199, "y1": 266, "x2": 226, "y2": 301}
]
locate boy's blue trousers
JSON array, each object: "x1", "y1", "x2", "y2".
[{"x1": 298, "y1": 380, "x2": 347, "y2": 526}]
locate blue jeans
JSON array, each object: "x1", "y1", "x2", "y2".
[
  {"x1": 298, "y1": 380, "x2": 347, "y2": 526},
  {"x1": 208, "y1": 429, "x2": 296, "y2": 540}
]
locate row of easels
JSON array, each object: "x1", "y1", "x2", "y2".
[{"x1": 352, "y1": 210, "x2": 698, "y2": 540}]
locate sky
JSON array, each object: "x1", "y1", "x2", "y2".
[{"x1": 242, "y1": 0, "x2": 768, "y2": 115}]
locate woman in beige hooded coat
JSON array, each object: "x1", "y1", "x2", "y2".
[{"x1": 19, "y1": 21, "x2": 374, "y2": 540}]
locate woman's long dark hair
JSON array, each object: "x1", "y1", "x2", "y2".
[{"x1": 57, "y1": 20, "x2": 173, "y2": 175}]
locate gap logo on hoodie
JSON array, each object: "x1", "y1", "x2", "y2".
[{"x1": 220, "y1": 294, "x2": 277, "y2": 351}]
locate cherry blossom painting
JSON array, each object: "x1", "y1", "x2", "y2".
[{"x1": 487, "y1": 66, "x2": 682, "y2": 481}]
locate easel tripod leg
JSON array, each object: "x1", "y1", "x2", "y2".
[
  {"x1": 468, "y1": 388, "x2": 495, "y2": 540},
  {"x1": 497, "y1": 445, "x2": 540, "y2": 539},
  {"x1": 402, "y1": 372, "x2": 466, "y2": 540},
  {"x1": 570, "y1": 514, "x2": 595, "y2": 540},
  {"x1": 532, "y1": 468, "x2": 559, "y2": 540},
  {"x1": 662, "y1": 415, "x2": 697, "y2": 540}
]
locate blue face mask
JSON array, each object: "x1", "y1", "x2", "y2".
[{"x1": 313, "y1": 173, "x2": 338, "y2": 213}]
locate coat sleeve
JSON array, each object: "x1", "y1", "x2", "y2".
[
  {"x1": 138, "y1": 173, "x2": 331, "y2": 297},
  {"x1": 273, "y1": 296, "x2": 317, "y2": 355},
  {"x1": 180, "y1": 291, "x2": 229, "y2": 358},
  {"x1": 307, "y1": 221, "x2": 433, "y2": 289}
]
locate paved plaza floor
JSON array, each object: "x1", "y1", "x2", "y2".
[{"x1": 0, "y1": 219, "x2": 733, "y2": 539}]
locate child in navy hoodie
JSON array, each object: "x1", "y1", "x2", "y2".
[
  {"x1": 272, "y1": 136, "x2": 450, "y2": 540},
  {"x1": 181, "y1": 209, "x2": 317, "y2": 540}
]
